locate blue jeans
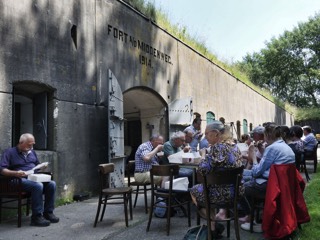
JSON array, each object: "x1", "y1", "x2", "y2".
[
  {"x1": 21, "y1": 178, "x2": 56, "y2": 216},
  {"x1": 178, "y1": 167, "x2": 194, "y2": 187}
]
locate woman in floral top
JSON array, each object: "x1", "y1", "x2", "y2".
[{"x1": 190, "y1": 121, "x2": 244, "y2": 235}]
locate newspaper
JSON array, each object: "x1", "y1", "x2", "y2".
[{"x1": 25, "y1": 162, "x2": 49, "y2": 175}]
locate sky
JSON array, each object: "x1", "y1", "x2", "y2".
[{"x1": 145, "y1": 0, "x2": 320, "y2": 62}]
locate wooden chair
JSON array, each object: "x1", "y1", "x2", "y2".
[
  {"x1": 304, "y1": 143, "x2": 318, "y2": 173},
  {"x1": 0, "y1": 175, "x2": 31, "y2": 227},
  {"x1": 295, "y1": 152, "x2": 310, "y2": 182},
  {"x1": 125, "y1": 160, "x2": 151, "y2": 214},
  {"x1": 146, "y1": 164, "x2": 191, "y2": 236},
  {"x1": 93, "y1": 163, "x2": 133, "y2": 227},
  {"x1": 196, "y1": 166, "x2": 244, "y2": 240}
]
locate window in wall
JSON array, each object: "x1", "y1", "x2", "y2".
[
  {"x1": 219, "y1": 117, "x2": 225, "y2": 124},
  {"x1": 243, "y1": 119, "x2": 248, "y2": 134},
  {"x1": 13, "y1": 83, "x2": 54, "y2": 150},
  {"x1": 236, "y1": 120, "x2": 241, "y2": 140},
  {"x1": 206, "y1": 111, "x2": 215, "y2": 124},
  {"x1": 249, "y1": 123, "x2": 253, "y2": 132}
]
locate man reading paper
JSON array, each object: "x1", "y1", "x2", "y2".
[{"x1": 0, "y1": 133, "x2": 59, "y2": 227}]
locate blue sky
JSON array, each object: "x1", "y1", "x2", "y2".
[{"x1": 145, "y1": 0, "x2": 320, "y2": 62}]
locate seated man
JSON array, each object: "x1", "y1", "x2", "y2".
[
  {"x1": 302, "y1": 125, "x2": 318, "y2": 157},
  {"x1": 0, "y1": 133, "x2": 59, "y2": 227},
  {"x1": 134, "y1": 134, "x2": 165, "y2": 187},
  {"x1": 162, "y1": 131, "x2": 194, "y2": 187}
]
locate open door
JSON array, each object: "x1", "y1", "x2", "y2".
[
  {"x1": 108, "y1": 69, "x2": 125, "y2": 187},
  {"x1": 168, "y1": 97, "x2": 193, "y2": 135}
]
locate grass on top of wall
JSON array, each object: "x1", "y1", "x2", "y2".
[{"x1": 123, "y1": 0, "x2": 296, "y2": 115}]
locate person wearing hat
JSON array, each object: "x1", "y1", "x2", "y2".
[
  {"x1": 302, "y1": 126, "x2": 317, "y2": 156},
  {"x1": 246, "y1": 126, "x2": 266, "y2": 166}
]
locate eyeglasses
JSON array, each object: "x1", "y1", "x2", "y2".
[{"x1": 180, "y1": 138, "x2": 186, "y2": 142}]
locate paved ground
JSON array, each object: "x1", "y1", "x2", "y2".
[
  {"x1": 1, "y1": 151, "x2": 317, "y2": 240},
  {"x1": 0, "y1": 195, "x2": 263, "y2": 240}
]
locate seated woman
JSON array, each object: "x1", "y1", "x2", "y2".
[
  {"x1": 287, "y1": 125, "x2": 305, "y2": 170},
  {"x1": 239, "y1": 123, "x2": 295, "y2": 232},
  {"x1": 190, "y1": 121, "x2": 244, "y2": 238}
]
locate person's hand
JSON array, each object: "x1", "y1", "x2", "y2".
[
  {"x1": 183, "y1": 146, "x2": 191, "y2": 152},
  {"x1": 156, "y1": 144, "x2": 164, "y2": 151},
  {"x1": 16, "y1": 170, "x2": 27, "y2": 178},
  {"x1": 199, "y1": 148, "x2": 206, "y2": 158}
]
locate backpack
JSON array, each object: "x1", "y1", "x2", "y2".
[
  {"x1": 154, "y1": 197, "x2": 175, "y2": 218},
  {"x1": 183, "y1": 225, "x2": 208, "y2": 240}
]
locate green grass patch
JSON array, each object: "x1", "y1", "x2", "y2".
[{"x1": 298, "y1": 167, "x2": 320, "y2": 239}]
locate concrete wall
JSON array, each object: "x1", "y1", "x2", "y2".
[{"x1": 0, "y1": 0, "x2": 294, "y2": 199}]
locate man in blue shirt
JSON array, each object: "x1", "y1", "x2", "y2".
[
  {"x1": 302, "y1": 126, "x2": 317, "y2": 155},
  {"x1": 0, "y1": 133, "x2": 59, "y2": 227}
]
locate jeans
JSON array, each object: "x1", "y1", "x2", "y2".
[
  {"x1": 177, "y1": 167, "x2": 194, "y2": 187},
  {"x1": 21, "y1": 178, "x2": 56, "y2": 216},
  {"x1": 239, "y1": 179, "x2": 267, "y2": 215}
]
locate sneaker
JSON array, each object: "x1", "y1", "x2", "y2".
[
  {"x1": 241, "y1": 222, "x2": 263, "y2": 233},
  {"x1": 31, "y1": 215, "x2": 51, "y2": 227},
  {"x1": 44, "y1": 212, "x2": 60, "y2": 223}
]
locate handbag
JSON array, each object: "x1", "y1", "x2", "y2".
[{"x1": 183, "y1": 225, "x2": 208, "y2": 240}]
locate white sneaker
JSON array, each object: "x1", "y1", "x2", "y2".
[
  {"x1": 240, "y1": 222, "x2": 263, "y2": 233},
  {"x1": 240, "y1": 222, "x2": 250, "y2": 231}
]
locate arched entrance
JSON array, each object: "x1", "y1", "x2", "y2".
[{"x1": 123, "y1": 87, "x2": 168, "y2": 160}]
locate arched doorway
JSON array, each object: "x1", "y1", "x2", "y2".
[{"x1": 123, "y1": 87, "x2": 168, "y2": 159}]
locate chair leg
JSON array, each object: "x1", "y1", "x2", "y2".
[
  {"x1": 234, "y1": 206, "x2": 240, "y2": 240},
  {"x1": 134, "y1": 186, "x2": 139, "y2": 208},
  {"x1": 314, "y1": 157, "x2": 317, "y2": 173},
  {"x1": 143, "y1": 185, "x2": 148, "y2": 214},
  {"x1": 146, "y1": 193, "x2": 154, "y2": 232},
  {"x1": 100, "y1": 197, "x2": 107, "y2": 222},
  {"x1": 93, "y1": 195, "x2": 103, "y2": 227},
  {"x1": 166, "y1": 198, "x2": 172, "y2": 236},
  {"x1": 18, "y1": 197, "x2": 22, "y2": 228},
  {"x1": 123, "y1": 194, "x2": 129, "y2": 227},
  {"x1": 187, "y1": 201, "x2": 191, "y2": 227},
  {"x1": 0, "y1": 197, "x2": 2, "y2": 224},
  {"x1": 226, "y1": 209, "x2": 231, "y2": 238},
  {"x1": 129, "y1": 192, "x2": 133, "y2": 220}
]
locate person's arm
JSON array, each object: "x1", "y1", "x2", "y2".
[
  {"x1": 142, "y1": 145, "x2": 163, "y2": 162},
  {"x1": 1, "y1": 168, "x2": 27, "y2": 178},
  {"x1": 251, "y1": 147, "x2": 274, "y2": 177}
]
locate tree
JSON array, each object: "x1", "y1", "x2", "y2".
[{"x1": 237, "y1": 14, "x2": 320, "y2": 108}]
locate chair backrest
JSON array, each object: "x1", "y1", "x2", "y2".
[
  {"x1": 125, "y1": 160, "x2": 135, "y2": 185},
  {"x1": 150, "y1": 164, "x2": 179, "y2": 191},
  {"x1": 304, "y1": 142, "x2": 318, "y2": 160},
  {"x1": 98, "y1": 163, "x2": 114, "y2": 189},
  {"x1": 198, "y1": 166, "x2": 244, "y2": 205},
  {"x1": 150, "y1": 164, "x2": 179, "y2": 177}
]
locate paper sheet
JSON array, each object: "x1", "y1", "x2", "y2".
[{"x1": 25, "y1": 162, "x2": 49, "y2": 175}]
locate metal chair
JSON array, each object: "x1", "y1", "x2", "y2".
[
  {"x1": 0, "y1": 175, "x2": 31, "y2": 227},
  {"x1": 196, "y1": 166, "x2": 244, "y2": 240},
  {"x1": 126, "y1": 160, "x2": 151, "y2": 214},
  {"x1": 146, "y1": 164, "x2": 191, "y2": 236},
  {"x1": 93, "y1": 163, "x2": 133, "y2": 227}
]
